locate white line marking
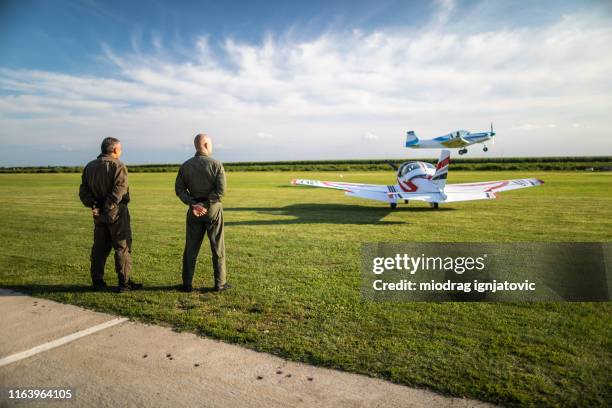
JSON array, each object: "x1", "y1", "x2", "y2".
[{"x1": 0, "y1": 318, "x2": 128, "y2": 367}]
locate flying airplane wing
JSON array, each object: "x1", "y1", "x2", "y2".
[
  {"x1": 440, "y1": 137, "x2": 470, "y2": 148},
  {"x1": 444, "y1": 178, "x2": 544, "y2": 201}
]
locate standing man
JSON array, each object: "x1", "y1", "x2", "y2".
[
  {"x1": 175, "y1": 133, "x2": 229, "y2": 293},
  {"x1": 79, "y1": 137, "x2": 143, "y2": 293}
]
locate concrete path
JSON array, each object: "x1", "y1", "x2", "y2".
[{"x1": 0, "y1": 289, "x2": 493, "y2": 407}]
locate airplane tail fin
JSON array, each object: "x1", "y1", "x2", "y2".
[
  {"x1": 405, "y1": 130, "x2": 419, "y2": 147},
  {"x1": 432, "y1": 150, "x2": 450, "y2": 190}
]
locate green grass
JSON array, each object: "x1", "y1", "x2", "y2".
[{"x1": 1, "y1": 171, "x2": 611, "y2": 406}]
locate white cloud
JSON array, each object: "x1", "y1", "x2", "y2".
[
  {"x1": 256, "y1": 132, "x2": 273, "y2": 139},
  {"x1": 1, "y1": 5, "x2": 612, "y2": 165},
  {"x1": 512, "y1": 123, "x2": 557, "y2": 131}
]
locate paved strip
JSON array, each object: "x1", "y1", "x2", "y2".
[
  {"x1": 0, "y1": 289, "x2": 119, "y2": 355},
  {"x1": 0, "y1": 317, "x2": 127, "y2": 367},
  {"x1": 0, "y1": 290, "x2": 495, "y2": 407}
]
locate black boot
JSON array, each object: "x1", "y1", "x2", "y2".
[
  {"x1": 214, "y1": 282, "x2": 231, "y2": 292},
  {"x1": 117, "y1": 279, "x2": 143, "y2": 293},
  {"x1": 92, "y1": 280, "x2": 107, "y2": 291}
]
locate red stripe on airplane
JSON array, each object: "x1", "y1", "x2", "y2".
[
  {"x1": 436, "y1": 157, "x2": 450, "y2": 169},
  {"x1": 398, "y1": 178, "x2": 418, "y2": 192},
  {"x1": 484, "y1": 181, "x2": 509, "y2": 192}
]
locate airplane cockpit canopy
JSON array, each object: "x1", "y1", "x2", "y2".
[
  {"x1": 398, "y1": 161, "x2": 434, "y2": 177},
  {"x1": 398, "y1": 162, "x2": 419, "y2": 176},
  {"x1": 451, "y1": 130, "x2": 469, "y2": 138}
]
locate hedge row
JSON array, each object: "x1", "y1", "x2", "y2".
[{"x1": 1, "y1": 157, "x2": 611, "y2": 173}]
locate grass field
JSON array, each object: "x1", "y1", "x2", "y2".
[{"x1": 0, "y1": 170, "x2": 611, "y2": 406}]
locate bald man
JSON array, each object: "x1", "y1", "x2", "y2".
[{"x1": 175, "y1": 133, "x2": 228, "y2": 292}]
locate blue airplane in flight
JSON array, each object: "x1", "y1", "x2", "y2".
[{"x1": 405, "y1": 123, "x2": 495, "y2": 155}]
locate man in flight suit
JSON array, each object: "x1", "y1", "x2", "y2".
[
  {"x1": 175, "y1": 133, "x2": 229, "y2": 292},
  {"x1": 79, "y1": 137, "x2": 143, "y2": 293}
]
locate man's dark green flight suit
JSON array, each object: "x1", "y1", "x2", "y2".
[
  {"x1": 175, "y1": 152, "x2": 226, "y2": 288},
  {"x1": 79, "y1": 154, "x2": 132, "y2": 286}
]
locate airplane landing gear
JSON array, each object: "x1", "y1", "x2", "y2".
[
  {"x1": 404, "y1": 200, "x2": 409, "y2": 204},
  {"x1": 458, "y1": 148, "x2": 468, "y2": 155},
  {"x1": 483, "y1": 146, "x2": 488, "y2": 152},
  {"x1": 430, "y1": 202, "x2": 439, "y2": 209},
  {"x1": 390, "y1": 202, "x2": 397, "y2": 209}
]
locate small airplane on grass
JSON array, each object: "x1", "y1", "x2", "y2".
[
  {"x1": 291, "y1": 150, "x2": 543, "y2": 209},
  {"x1": 405, "y1": 124, "x2": 495, "y2": 155}
]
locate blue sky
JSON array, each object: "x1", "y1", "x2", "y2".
[{"x1": 1, "y1": 0, "x2": 611, "y2": 165}]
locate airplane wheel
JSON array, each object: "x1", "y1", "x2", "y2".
[
  {"x1": 390, "y1": 203, "x2": 397, "y2": 209},
  {"x1": 430, "y1": 203, "x2": 439, "y2": 209},
  {"x1": 483, "y1": 146, "x2": 488, "y2": 152},
  {"x1": 458, "y1": 149, "x2": 467, "y2": 155},
  {"x1": 404, "y1": 200, "x2": 409, "y2": 204}
]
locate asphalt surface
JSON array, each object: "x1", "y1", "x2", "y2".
[{"x1": 0, "y1": 289, "x2": 493, "y2": 407}]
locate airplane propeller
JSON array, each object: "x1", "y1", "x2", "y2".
[
  {"x1": 387, "y1": 162, "x2": 399, "y2": 171},
  {"x1": 490, "y1": 122, "x2": 495, "y2": 144}
]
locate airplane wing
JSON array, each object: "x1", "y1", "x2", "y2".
[
  {"x1": 291, "y1": 179, "x2": 444, "y2": 203},
  {"x1": 291, "y1": 177, "x2": 543, "y2": 205},
  {"x1": 291, "y1": 179, "x2": 389, "y2": 192},
  {"x1": 291, "y1": 179, "x2": 393, "y2": 203},
  {"x1": 444, "y1": 178, "x2": 544, "y2": 201},
  {"x1": 347, "y1": 189, "x2": 444, "y2": 203},
  {"x1": 440, "y1": 137, "x2": 470, "y2": 148}
]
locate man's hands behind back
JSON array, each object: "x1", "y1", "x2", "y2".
[{"x1": 191, "y1": 203, "x2": 207, "y2": 217}]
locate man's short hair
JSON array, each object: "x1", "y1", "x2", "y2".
[{"x1": 101, "y1": 137, "x2": 120, "y2": 154}]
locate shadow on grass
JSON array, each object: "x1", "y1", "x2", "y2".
[
  {"x1": 224, "y1": 203, "x2": 453, "y2": 226},
  {"x1": 0, "y1": 284, "x2": 94, "y2": 295},
  {"x1": 0, "y1": 284, "x2": 217, "y2": 295}
]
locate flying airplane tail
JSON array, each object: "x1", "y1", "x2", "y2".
[
  {"x1": 405, "y1": 130, "x2": 419, "y2": 147},
  {"x1": 432, "y1": 150, "x2": 450, "y2": 190}
]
